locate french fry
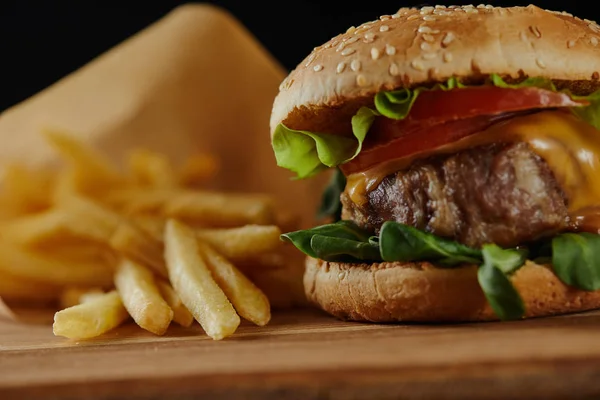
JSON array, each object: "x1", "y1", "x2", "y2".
[
  {"x1": 131, "y1": 215, "x2": 165, "y2": 242},
  {"x1": 177, "y1": 153, "x2": 219, "y2": 187},
  {"x1": 53, "y1": 290, "x2": 129, "y2": 340},
  {"x1": 59, "y1": 287, "x2": 105, "y2": 309},
  {"x1": 109, "y1": 223, "x2": 167, "y2": 278},
  {"x1": 0, "y1": 164, "x2": 54, "y2": 217},
  {"x1": 164, "y1": 219, "x2": 240, "y2": 340},
  {"x1": 100, "y1": 188, "x2": 174, "y2": 214},
  {"x1": 164, "y1": 191, "x2": 275, "y2": 227},
  {"x1": 127, "y1": 148, "x2": 177, "y2": 188},
  {"x1": 0, "y1": 209, "x2": 90, "y2": 246},
  {"x1": 42, "y1": 130, "x2": 123, "y2": 194},
  {"x1": 114, "y1": 258, "x2": 173, "y2": 335},
  {"x1": 0, "y1": 273, "x2": 62, "y2": 303},
  {"x1": 0, "y1": 241, "x2": 112, "y2": 287},
  {"x1": 156, "y1": 280, "x2": 194, "y2": 327},
  {"x1": 195, "y1": 225, "x2": 281, "y2": 261},
  {"x1": 197, "y1": 240, "x2": 271, "y2": 326}
]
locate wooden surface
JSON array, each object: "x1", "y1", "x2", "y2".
[{"x1": 2, "y1": 308, "x2": 600, "y2": 400}]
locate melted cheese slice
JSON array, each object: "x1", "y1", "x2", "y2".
[{"x1": 346, "y1": 111, "x2": 600, "y2": 231}]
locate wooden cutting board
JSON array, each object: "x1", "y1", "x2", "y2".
[{"x1": 2, "y1": 307, "x2": 600, "y2": 400}]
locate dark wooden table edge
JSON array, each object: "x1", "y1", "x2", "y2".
[{"x1": 2, "y1": 357, "x2": 600, "y2": 400}]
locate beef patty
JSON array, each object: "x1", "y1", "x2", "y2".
[{"x1": 341, "y1": 142, "x2": 569, "y2": 248}]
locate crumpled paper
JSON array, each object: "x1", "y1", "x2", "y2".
[{"x1": 0, "y1": 3, "x2": 327, "y2": 315}]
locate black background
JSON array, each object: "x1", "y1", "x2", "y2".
[{"x1": 1, "y1": 1, "x2": 595, "y2": 112}]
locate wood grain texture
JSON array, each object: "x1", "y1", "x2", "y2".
[{"x1": 2, "y1": 308, "x2": 600, "y2": 400}]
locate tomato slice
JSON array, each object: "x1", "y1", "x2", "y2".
[
  {"x1": 343, "y1": 86, "x2": 588, "y2": 174},
  {"x1": 340, "y1": 113, "x2": 522, "y2": 175},
  {"x1": 403, "y1": 86, "x2": 586, "y2": 125}
]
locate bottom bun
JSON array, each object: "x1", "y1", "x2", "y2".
[{"x1": 304, "y1": 257, "x2": 600, "y2": 322}]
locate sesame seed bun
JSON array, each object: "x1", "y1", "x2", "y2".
[
  {"x1": 304, "y1": 257, "x2": 600, "y2": 322},
  {"x1": 270, "y1": 5, "x2": 600, "y2": 138}
]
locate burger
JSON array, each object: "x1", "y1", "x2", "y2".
[{"x1": 269, "y1": 4, "x2": 600, "y2": 322}]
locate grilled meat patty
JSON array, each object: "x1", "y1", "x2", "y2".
[{"x1": 341, "y1": 142, "x2": 569, "y2": 248}]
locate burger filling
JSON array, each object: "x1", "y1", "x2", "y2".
[
  {"x1": 341, "y1": 142, "x2": 568, "y2": 249},
  {"x1": 272, "y1": 74, "x2": 600, "y2": 320}
]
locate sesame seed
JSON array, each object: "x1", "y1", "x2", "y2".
[
  {"x1": 485, "y1": 4, "x2": 493, "y2": 9},
  {"x1": 536, "y1": 58, "x2": 547, "y2": 69},
  {"x1": 336, "y1": 42, "x2": 346, "y2": 52},
  {"x1": 442, "y1": 32, "x2": 455, "y2": 47},
  {"x1": 584, "y1": 18, "x2": 595, "y2": 24},
  {"x1": 590, "y1": 24, "x2": 600, "y2": 33},
  {"x1": 431, "y1": 29, "x2": 441, "y2": 34},
  {"x1": 423, "y1": 34, "x2": 435, "y2": 42},
  {"x1": 423, "y1": 52, "x2": 437, "y2": 60},
  {"x1": 346, "y1": 26, "x2": 356, "y2": 34},
  {"x1": 351, "y1": 59, "x2": 361, "y2": 72},
  {"x1": 520, "y1": 31, "x2": 528, "y2": 43},
  {"x1": 465, "y1": 8, "x2": 479, "y2": 14},
  {"x1": 391, "y1": 13, "x2": 400, "y2": 19},
  {"x1": 364, "y1": 32, "x2": 376, "y2": 41},
  {"x1": 313, "y1": 64, "x2": 323, "y2": 72},
  {"x1": 341, "y1": 48, "x2": 356, "y2": 56},
  {"x1": 435, "y1": 5, "x2": 446, "y2": 9},
  {"x1": 418, "y1": 26, "x2": 433, "y2": 33},
  {"x1": 304, "y1": 54, "x2": 315, "y2": 67},
  {"x1": 592, "y1": 37, "x2": 599, "y2": 46},
  {"x1": 477, "y1": 4, "x2": 485, "y2": 8},
  {"x1": 385, "y1": 44, "x2": 396, "y2": 55},
  {"x1": 389, "y1": 62, "x2": 399, "y2": 76},
  {"x1": 336, "y1": 62, "x2": 346, "y2": 73},
  {"x1": 371, "y1": 47, "x2": 381, "y2": 60},
  {"x1": 420, "y1": 6, "x2": 434, "y2": 14},
  {"x1": 346, "y1": 37, "x2": 359, "y2": 45},
  {"x1": 407, "y1": 14, "x2": 419, "y2": 21},
  {"x1": 421, "y1": 42, "x2": 432, "y2": 51},
  {"x1": 380, "y1": 25, "x2": 390, "y2": 32},
  {"x1": 411, "y1": 60, "x2": 425, "y2": 71},
  {"x1": 529, "y1": 26, "x2": 542, "y2": 38},
  {"x1": 356, "y1": 74, "x2": 368, "y2": 86},
  {"x1": 562, "y1": 11, "x2": 573, "y2": 17},
  {"x1": 567, "y1": 40, "x2": 576, "y2": 48},
  {"x1": 443, "y1": 52, "x2": 453, "y2": 62},
  {"x1": 423, "y1": 15, "x2": 436, "y2": 21},
  {"x1": 380, "y1": 15, "x2": 391, "y2": 21}
]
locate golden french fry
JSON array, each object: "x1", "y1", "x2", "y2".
[
  {"x1": 114, "y1": 258, "x2": 173, "y2": 335},
  {"x1": 197, "y1": 240, "x2": 271, "y2": 326},
  {"x1": 0, "y1": 209, "x2": 87, "y2": 246},
  {"x1": 42, "y1": 129, "x2": 123, "y2": 194},
  {"x1": 53, "y1": 290, "x2": 129, "y2": 340},
  {"x1": 195, "y1": 225, "x2": 281, "y2": 261},
  {"x1": 109, "y1": 223, "x2": 167, "y2": 278},
  {"x1": 59, "y1": 287, "x2": 105, "y2": 309},
  {"x1": 100, "y1": 188, "x2": 173, "y2": 214},
  {"x1": 131, "y1": 215, "x2": 165, "y2": 242},
  {"x1": 127, "y1": 148, "x2": 177, "y2": 188},
  {"x1": 0, "y1": 273, "x2": 62, "y2": 303},
  {"x1": 164, "y1": 219, "x2": 240, "y2": 340},
  {"x1": 0, "y1": 241, "x2": 112, "y2": 287},
  {"x1": 156, "y1": 280, "x2": 194, "y2": 328},
  {"x1": 164, "y1": 191, "x2": 275, "y2": 227},
  {"x1": 177, "y1": 153, "x2": 219, "y2": 187},
  {"x1": 0, "y1": 164, "x2": 54, "y2": 217}
]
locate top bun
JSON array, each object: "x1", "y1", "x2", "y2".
[{"x1": 271, "y1": 5, "x2": 600, "y2": 137}]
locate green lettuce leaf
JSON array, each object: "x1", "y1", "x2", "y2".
[
  {"x1": 477, "y1": 244, "x2": 526, "y2": 321},
  {"x1": 316, "y1": 168, "x2": 346, "y2": 221},
  {"x1": 552, "y1": 232, "x2": 600, "y2": 291},
  {"x1": 271, "y1": 107, "x2": 378, "y2": 179},
  {"x1": 379, "y1": 221, "x2": 481, "y2": 266},
  {"x1": 272, "y1": 74, "x2": 600, "y2": 178}
]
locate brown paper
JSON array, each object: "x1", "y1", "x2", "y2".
[
  {"x1": 0, "y1": 3, "x2": 326, "y2": 228},
  {"x1": 0, "y1": 3, "x2": 327, "y2": 311}
]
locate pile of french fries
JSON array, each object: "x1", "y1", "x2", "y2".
[{"x1": 0, "y1": 130, "x2": 298, "y2": 340}]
